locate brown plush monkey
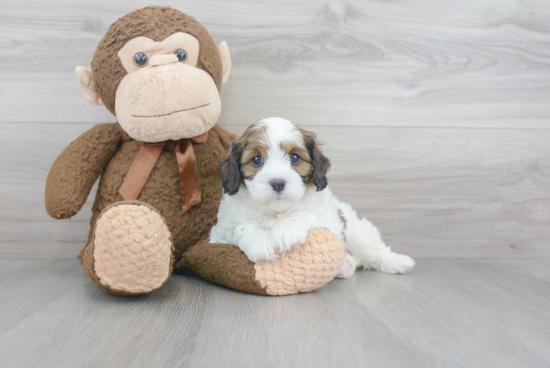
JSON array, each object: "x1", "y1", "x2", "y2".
[{"x1": 45, "y1": 6, "x2": 344, "y2": 296}]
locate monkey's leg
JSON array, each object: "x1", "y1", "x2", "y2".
[
  {"x1": 80, "y1": 201, "x2": 174, "y2": 295},
  {"x1": 176, "y1": 229, "x2": 344, "y2": 296}
]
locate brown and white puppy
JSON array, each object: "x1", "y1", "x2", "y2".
[{"x1": 209, "y1": 118, "x2": 415, "y2": 277}]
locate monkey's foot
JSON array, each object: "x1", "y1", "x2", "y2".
[
  {"x1": 81, "y1": 201, "x2": 174, "y2": 295},
  {"x1": 254, "y1": 229, "x2": 345, "y2": 295},
  {"x1": 178, "y1": 229, "x2": 344, "y2": 296}
]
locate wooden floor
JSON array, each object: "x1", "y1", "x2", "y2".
[{"x1": 0, "y1": 258, "x2": 548, "y2": 367}]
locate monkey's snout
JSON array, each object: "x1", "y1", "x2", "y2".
[{"x1": 150, "y1": 54, "x2": 178, "y2": 67}]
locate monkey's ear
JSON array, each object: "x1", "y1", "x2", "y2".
[
  {"x1": 217, "y1": 41, "x2": 232, "y2": 85},
  {"x1": 75, "y1": 67, "x2": 104, "y2": 106}
]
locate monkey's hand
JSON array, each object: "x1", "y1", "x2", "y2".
[{"x1": 45, "y1": 123, "x2": 123, "y2": 219}]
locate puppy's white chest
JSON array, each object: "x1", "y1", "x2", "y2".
[{"x1": 256, "y1": 208, "x2": 306, "y2": 228}]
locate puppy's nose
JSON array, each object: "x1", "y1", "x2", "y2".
[{"x1": 270, "y1": 179, "x2": 286, "y2": 193}]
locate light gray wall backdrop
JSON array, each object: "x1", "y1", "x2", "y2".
[{"x1": 1, "y1": 0, "x2": 549, "y2": 258}]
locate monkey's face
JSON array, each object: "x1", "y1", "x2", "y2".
[
  {"x1": 114, "y1": 32, "x2": 221, "y2": 142},
  {"x1": 77, "y1": 7, "x2": 231, "y2": 141}
]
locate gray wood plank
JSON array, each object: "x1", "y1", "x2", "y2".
[
  {"x1": 421, "y1": 259, "x2": 550, "y2": 319},
  {"x1": 323, "y1": 126, "x2": 550, "y2": 259},
  {"x1": 1, "y1": 258, "x2": 550, "y2": 367},
  {"x1": 344, "y1": 259, "x2": 550, "y2": 367},
  {"x1": 1, "y1": 122, "x2": 549, "y2": 258},
  {"x1": 0, "y1": 266, "x2": 211, "y2": 367},
  {"x1": 1, "y1": 0, "x2": 550, "y2": 128},
  {"x1": 0, "y1": 260, "x2": 427, "y2": 368},
  {"x1": 185, "y1": 280, "x2": 427, "y2": 368},
  {"x1": 0, "y1": 258, "x2": 86, "y2": 331}
]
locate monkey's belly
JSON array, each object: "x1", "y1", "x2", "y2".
[{"x1": 90, "y1": 140, "x2": 223, "y2": 263}]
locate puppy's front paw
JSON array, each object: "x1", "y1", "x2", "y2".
[
  {"x1": 271, "y1": 225, "x2": 308, "y2": 254},
  {"x1": 241, "y1": 238, "x2": 279, "y2": 263},
  {"x1": 380, "y1": 253, "x2": 415, "y2": 274}
]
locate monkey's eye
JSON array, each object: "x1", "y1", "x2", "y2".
[
  {"x1": 133, "y1": 52, "x2": 148, "y2": 67},
  {"x1": 290, "y1": 153, "x2": 300, "y2": 165},
  {"x1": 251, "y1": 155, "x2": 263, "y2": 167},
  {"x1": 174, "y1": 49, "x2": 187, "y2": 62}
]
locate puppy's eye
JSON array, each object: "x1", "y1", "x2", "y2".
[
  {"x1": 133, "y1": 52, "x2": 148, "y2": 67},
  {"x1": 251, "y1": 155, "x2": 263, "y2": 167},
  {"x1": 174, "y1": 49, "x2": 187, "y2": 62},
  {"x1": 290, "y1": 153, "x2": 300, "y2": 165}
]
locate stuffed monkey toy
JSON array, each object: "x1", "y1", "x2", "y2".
[{"x1": 45, "y1": 6, "x2": 344, "y2": 296}]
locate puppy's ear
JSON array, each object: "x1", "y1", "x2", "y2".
[
  {"x1": 303, "y1": 130, "x2": 331, "y2": 191},
  {"x1": 219, "y1": 139, "x2": 243, "y2": 195}
]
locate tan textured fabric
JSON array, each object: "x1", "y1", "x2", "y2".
[
  {"x1": 75, "y1": 66, "x2": 104, "y2": 106},
  {"x1": 217, "y1": 41, "x2": 231, "y2": 84},
  {"x1": 114, "y1": 59, "x2": 222, "y2": 142},
  {"x1": 80, "y1": 200, "x2": 174, "y2": 296},
  {"x1": 94, "y1": 203, "x2": 173, "y2": 294},
  {"x1": 254, "y1": 229, "x2": 345, "y2": 296}
]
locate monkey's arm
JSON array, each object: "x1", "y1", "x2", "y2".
[
  {"x1": 45, "y1": 123, "x2": 124, "y2": 219},
  {"x1": 177, "y1": 229, "x2": 345, "y2": 296}
]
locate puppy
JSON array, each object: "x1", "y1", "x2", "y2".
[{"x1": 209, "y1": 117, "x2": 415, "y2": 277}]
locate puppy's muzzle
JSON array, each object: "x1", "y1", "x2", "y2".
[{"x1": 270, "y1": 179, "x2": 286, "y2": 193}]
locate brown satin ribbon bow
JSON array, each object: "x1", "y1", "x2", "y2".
[{"x1": 119, "y1": 132, "x2": 208, "y2": 214}]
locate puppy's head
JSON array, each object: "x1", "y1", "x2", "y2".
[{"x1": 219, "y1": 117, "x2": 330, "y2": 204}]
